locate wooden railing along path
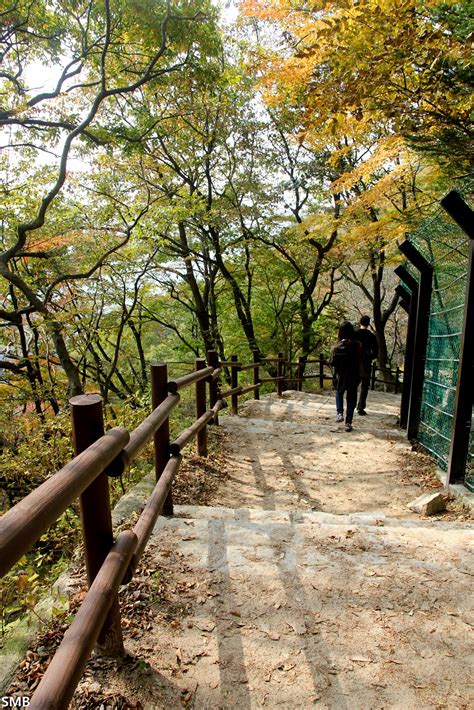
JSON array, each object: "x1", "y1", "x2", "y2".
[{"x1": 0, "y1": 349, "x2": 402, "y2": 708}]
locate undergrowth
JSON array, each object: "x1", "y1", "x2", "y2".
[{"x1": 0, "y1": 385, "x2": 221, "y2": 637}]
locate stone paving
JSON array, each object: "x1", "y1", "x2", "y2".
[
  {"x1": 127, "y1": 503, "x2": 474, "y2": 708},
  {"x1": 104, "y1": 391, "x2": 474, "y2": 708}
]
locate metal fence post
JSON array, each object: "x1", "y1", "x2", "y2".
[
  {"x1": 151, "y1": 362, "x2": 173, "y2": 516},
  {"x1": 69, "y1": 393, "x2": 124, "y2": 655},
  {"x1": 195, "y1": 358, "x2": 208, "y2": 456},
  {"x1": 395, "y1": 265, "x2": 419, "y2": 429},
  {"x1": 442, "y1": 191, "x2": 474, "y2": 485},
  {"x1": 231, "y1": 354, "x2": 239, "y2": 415},
  {"x1": 399, "y1": 240, "x2": 433, "y2": 440},
  {"x1": 253, "y1": 350, "x2": 260, "y2": 400}
]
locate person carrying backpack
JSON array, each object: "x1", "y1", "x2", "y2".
[
  {"x1": 356, "y1": 315, "x2": 379, "y2": 415},
  {"x1": 329, "y1": 321, "x2": 361, "y2": 432}
]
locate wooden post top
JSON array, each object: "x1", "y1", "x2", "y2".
[{"x1": 69, "y1": 393, "x2": 102, "y2": 407}]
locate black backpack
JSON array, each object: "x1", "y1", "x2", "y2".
[{"x1": 332, "y1": 339, "x2": 354, "y2": 376}]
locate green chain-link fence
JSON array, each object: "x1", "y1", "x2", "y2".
[{"x1": 407, "y1": 185, "x2": 473, "y2": 490}]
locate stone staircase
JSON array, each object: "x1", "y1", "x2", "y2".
[
  {"x1": 115, "y1": 502, "x2": 474, "y2": 709},
  {"x1": 4, "y1": 392, "x2": 472, "y2": 708},
  {"x1": 101, "y1": 391, "x2": 474, "y2": 708}
]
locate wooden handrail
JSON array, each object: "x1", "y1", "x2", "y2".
[
  {"x1": 30, "y1": 530, "x2": 138, "y2": 710},
  {"x1": 0, "y1": 427, "x2": 129, "y2": 577},
  {"x1": 240, "y1": 383, "x2": 260, "y2": 395},
  {"x1": 220, "y1": 384, "x2": 243, "y2": 398},
  {"x1": 121, "y1": 393, "x2": 180, "y2": 467},
  {"x1": 167, "y1": 366, "x2": 213, "y2": 393},
  {"x1": 132, "y1": 455, "x2": 182, "y2": 566},
  {"x1": 238, "y1": 361, "x2": 258, "y2": 372},
  {"x1": 170, "y1": 409, "x2": 217, "y2": 455},
  {"x1": 212, "y1": 399, "x2": 226, "y2": 415}
]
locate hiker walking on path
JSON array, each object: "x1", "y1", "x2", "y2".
[
  {"x1": 356, "y1": 315, "x2": 379, "y2": 416},
  {"x1": 329, "y1": 321, "x2": 362, "y2": 432}
]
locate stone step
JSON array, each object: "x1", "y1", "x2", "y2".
[
  {"x1": 161, "y1": 503, "x2": 474, "y2": 530},
  {"x1": 150, "y1": 504, "x2": 474, "y2": 580},
  {"x1": 132, "y1": 503, "x2": 474, "y2": 709}
]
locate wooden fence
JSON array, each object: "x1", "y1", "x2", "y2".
[
  {"x1": 0, "y1": 349, "x2": 402, "y2": 707},
  {"x1": 277, "y1": 354, "x2": 402, "y2": 395}
]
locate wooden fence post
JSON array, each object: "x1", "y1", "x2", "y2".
[
  {"x1": 277, "y1": 352, "x2": 284, "y2": 396},
  {"x1": 370, "y1": 362, "x2": 376, "y2": 390},
  {"x1": 319, "y1": 354, "x2": 325, "y2": 390},
  {"x1": 195, "y1": 358, "x2": 208, "y2": 456},
  {"x1": 253, "y1": 350, "x2": 260, "y2": 400},
  {"x1": 295, "y1": 356, "x2": 303, "y2": 391},
  {"x1": 395, "y1": 367, "x2": 400, "y2": 395},
  {"x1": 69, "y1": 393, "x2": 124, "y2": 655},
  {"x1": 207, "y1": 349, "x2": 220, "y2": 424},
  {"x1": 231, "y1": 354, "x2": 239, "y2": 415},
  {"x1": 151, "y1": 362, "x2": 173, "y2": 516}
]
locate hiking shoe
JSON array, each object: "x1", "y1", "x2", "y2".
[
  {"x1": 344, "y1": 424, "x2": 353, "y2": 432},
  {"x1": 357, "y1": 409, "x2": 367, "y2": 416},
  {"x1": 336, "y1": 414, "x2": 344, "y2": 422}
]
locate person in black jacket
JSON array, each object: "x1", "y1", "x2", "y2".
[
  {"x1": 356, "y1": 315, "x2": 379, "y2": 415},
  {"x1": 329, "y1": 321, "x2": 361, "y2": 432}
]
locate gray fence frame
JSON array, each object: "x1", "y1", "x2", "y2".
[{"x1": 396, "y1": 190, "x2": 474, "y2": 490}]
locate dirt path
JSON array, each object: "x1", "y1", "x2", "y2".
[
  {"x1": 6, "y1": 391, "x2": 474, "y2": 709},
  {"x1": 211, "y1": 390, "x2": 441, "y2": 518},
  {"x1": 60, "y1": 507, "x2": 473, "y2": 710}
]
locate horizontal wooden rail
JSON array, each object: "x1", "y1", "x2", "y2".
[
  {"x1": 219, "y1": 360, "x2": 242, "y2": 368},
  {"x1": 238, "y1": 362, "x2": 258, "y2": 372},
  {"x1": 170, "y1": 409, "x2": 217, "y2": 455},
  {"x1": 167, "y1": 366, "x2": 213, "y2": 393},
  {"x1": 214, "y1": 399, "x2": 226, "y2": 413},
  {"x1": 0, "y1": 427, "x2": 129, "y2": 577},
  {"x1": 240, "y1": 383, "x2": 261, "y2": 395},
  {"x1": 210, "y1": 367, "x2": 222, "y2": 380},
  {"x1": 121, "y1": 393, "x2": 180, "y2": 467},
  {"x1": 131, "y1": 455, "x2": 182, "y2": 566},
  {"x1": 220, "y1": 384, "x2": 243, "y2": 399},
  {"x1": 259, "y1": 376, "x2": 284, "y2": 383},
  {"x1": 30, "y1": 529, "x2": 137, "y2": 710},
  {"x1": 288, "y1": 361, "x2": 328, "y2": 368},
  {"x1": 302, "y1": 373, "x2": 331, "y2": 380}
]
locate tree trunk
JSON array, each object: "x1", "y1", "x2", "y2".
[{"x1": 49, "y1": 321, "x2": 83, "y2": 397}]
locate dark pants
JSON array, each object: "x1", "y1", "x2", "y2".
[
  {"x1": 335, "y1": 385, "x2": 358, "y2": 424},
  {"x1": 358, "y1": 376, "x2": 370, "y2": 411}
]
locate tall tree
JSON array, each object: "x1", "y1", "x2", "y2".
[
  {"x1": 242, "y1": 0, "x2": 471, "y2": 366},
  {"x1": 0, "y1": 0, "x2": 217, "y2": 397},
  {"x1": 243, "y1": 0, "x2": 473, "y2": 170}
]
